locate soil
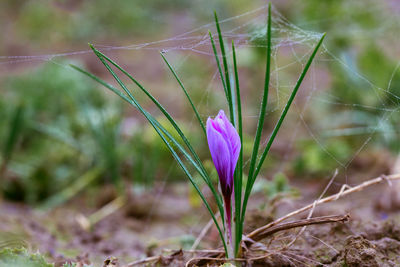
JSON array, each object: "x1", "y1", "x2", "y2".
[{"x1": 0, "y1": 180, "x2": 400, "y2": 267}]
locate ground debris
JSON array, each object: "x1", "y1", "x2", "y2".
[
  {"x1": 341, "y1": 236, "x2": 379, "y2": 267},
  {"x1": 103, "y1": 256, "x2": 119, "y2": 267},
  {"x1": 330, "y1": 234, "x2": 400, "y2": 267}
]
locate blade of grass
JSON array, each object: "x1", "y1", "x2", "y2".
[
  {"x1": 81, "y1": 103, "x2": 121, "y2": 188},
  {"x1": 2, "y1": 104, "x2": 24, "y2": 162},
  {"x1": 71, "y1": 63, "x2": 208, "y2": 188},
  {"x1": 155, "y1": 121, "x2": 228, "y2": 253},
  {"x1": 0, "y1": 104, "x2": 25, "y2": 179},
  {"x1": 91, "y1": 47, "x2": 204, "y2": 174},
  {"x1": 214, "y1": 12, "x2": 235, "y2": 126},
  {"x1": 40, "y1": 167, "x2": 102, "y2": 210},
  {"x1": 71, "y1": 65, "x2": 202, "y2": 182},
  {"x1": 159, "y1": 124, "x2": 228, "y2": 254},
  {"x1": 209, "y1": 31, "x2": 229, "y2": 104},
  {"x1": 72, "y1": 63, "x2": 209, "y2": 182},
  {"x1": 231, "y1": 40, "x2": 243, "y2": 255},
  {"x1": 253, "y1": 33, "x2": 326, "y2": 182},
  {"x1": 71, "y1": 65, "x2": 198, "y2": 173},
  {"x1": 70, "y1": 64, "x2": 137, "y2": 108},
  {"x1": 160, "y1": 53, "x2": 206, "y2": 136},
  {"x1": 208, "y1": 31, "x2": 231, "y2": 121},
  {"x1": 71, "y1": 62, "x2": 228, "y2": 252},
  {"x1": 89, "y1": 46, "x2": 225, "y2": 222},
  {"x1": 242, "y1": 33, "x2": 326, "y2": 225},
  {"x1": 32, "y1": 122, "x2": 81, "y2": 152},
  {"x1": 244, "y1": 3, "x2": 272, "y2": 212}
]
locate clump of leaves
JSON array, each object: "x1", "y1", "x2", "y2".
[
  {"x1": 294, "y1": 139, "x2": 351, "y2": 177},
  {"x1": 0, "y1": 248, "x2": 52, "y2": 267},
  {"x1": 2, "y1": 60, "x2": 182, "y2": 205},
  {"x1": 252, "y1": 173, "x2": 294, "y2": 198}
]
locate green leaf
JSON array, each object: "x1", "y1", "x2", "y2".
[
  {"x1": 40, "y1": 167, "x2": 102, "y2": 210},
  {"x1": 209, "y1": 31, "x2": 229, "y2": 105},
  {"x1": 231, "y1": 40, "x2": 243, "y2": 255},
  {"x1": 214, "y1": 12, "x2": 235, "y2": 126},
  {"x1": 252, "y1": 33, "x2": 326, "y2": 182},
  {"x1": 2, "y1": 104, "x2": 25, "y2": 161},
  {"x1": 242, "y1": 31, "x2": 327, "y2": 225},
  {"x1": 242, "y1": 2, "x2": 272, "y2": 225},
  {"x1": 160, "y1": 53, "x2": 206, "y2": 136}
]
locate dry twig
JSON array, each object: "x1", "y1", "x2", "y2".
[
  {"x1": 283, "y1": 169, "x2": 339, "y2": 248},
  {"x1": 191, "y1": 212, "x2": 220, "y2": 250},
  {"x1": 246, "y1": 214, "x2": 349, "y2": 243},
  {"x1": 246, "y1": 173, "x2": 400, "y2": 240},
  {"x1": 125, "y1": 255, "x2": 161, "y2": 266}
]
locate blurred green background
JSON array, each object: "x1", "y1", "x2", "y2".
[{"x1": 0, "y1": 0, "x2": 399, "y2": 206}]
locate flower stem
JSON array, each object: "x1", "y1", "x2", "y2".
[{"x1": 223, "y1": 195, "x2": 235, "y2": 260}]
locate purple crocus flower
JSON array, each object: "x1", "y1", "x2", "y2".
[{"x1": 206, "y1": 110, "x2": 241, "y2": 241}]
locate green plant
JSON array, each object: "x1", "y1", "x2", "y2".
[
  {"x1": 0, "y1": 248, "x2": 52, "y2": 267},
  {"x1": 72, "y1": 3, "x2": 325, "y2": 259},
  {"x1": 0, "y1": 62, "x2": 125, "y2": 204}
]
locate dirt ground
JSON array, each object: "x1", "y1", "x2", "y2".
[{"x1": 1, "y1": 176, "x2": 400, "y2": 267}]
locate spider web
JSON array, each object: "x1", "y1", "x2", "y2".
[{"x1": 1, "y1": 1, "x2": 400, "y2": 258}]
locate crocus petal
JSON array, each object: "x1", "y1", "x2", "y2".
[
  {"x1": 206, "y1": 110, "x2": 241, "y2": 198},
  {"x1": 207, "y1": 118, "x2": 232, "y2": 196},
  {"x1": 217, "y1": 110, "x2": 241, "y2": 180}
]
